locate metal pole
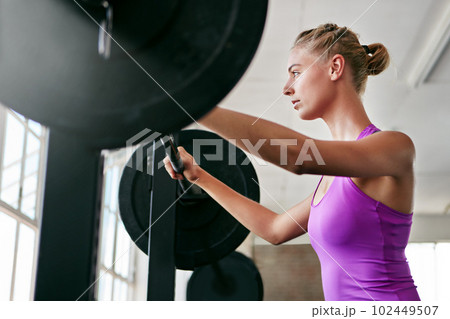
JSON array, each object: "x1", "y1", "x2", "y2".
[
  {"x1": 146, "y1": 139, "x2": 177, "y2": 300},
  {"x1": 34, "y1": 129, "x2": 103, "y2": 300}
]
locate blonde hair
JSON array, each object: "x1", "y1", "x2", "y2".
[{"x1": 292, "y1": 23, "x2": 390, "y2": 94}]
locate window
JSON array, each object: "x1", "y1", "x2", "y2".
[
  {"x1": 0, "y1": 104, "x2": 47, "y2": 300},
  {"x1": 96, "y1": 148, "x2": 138, "y2": 301},
  {"x1": 96, "y1": 145, "x2": 194, "y2": 301},
  {"x1": 405, "y1": 242, "x2": 450, "y2": 301}
]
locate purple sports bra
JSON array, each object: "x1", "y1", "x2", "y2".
[{"x1": 307, "y1": 124, "x2": 420, "y2": 301}]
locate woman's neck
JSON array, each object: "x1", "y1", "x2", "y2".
[{"x1": 322, "y1": 88, "x2": 372, "y2": 141}]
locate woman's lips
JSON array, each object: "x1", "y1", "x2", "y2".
[{"x1": 292, "y1": 100, "x2": 300, "y2": 109}]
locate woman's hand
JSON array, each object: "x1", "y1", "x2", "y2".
[{"x1": 163, "y1": 146, "x2": 204, "y2": 183}]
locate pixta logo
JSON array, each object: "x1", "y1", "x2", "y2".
[
  {"x1": 125, "y1": 128, "x2": 325, "y2": 175},
  {"x1": 125, "y1": 128, "x2": 170, "y2": 175}
]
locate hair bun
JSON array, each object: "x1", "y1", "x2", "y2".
[{"x1": 366, "y1": 43, "x2": 390, "y2": 76}]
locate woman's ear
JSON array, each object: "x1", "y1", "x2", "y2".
[{"x1": 329, "y1": 54, "x2": 345, "y2": 81}]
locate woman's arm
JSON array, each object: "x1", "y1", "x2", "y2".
[
  {"x1": 163, "y1": 147, "x2": 310, "y2": 245},
  {"x1": 197, "y1": 171, "x2": 313, "y2": 245},
  {"x1": 196, "y1": 170, "x2": 280, "y2": 244},
  {"x1": 200, "y1": 107, "x2": 416, "y2": 179},
  {"x1": 306, "y1": 131, "x2": 415, "y2": 178},
  {"x1": 198, "y1": 106, "x2": 310, "y2": 174}
]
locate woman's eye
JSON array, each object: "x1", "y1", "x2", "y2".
[{"x1": 292, "y1": 71, "x2": 300, "y2": 78}]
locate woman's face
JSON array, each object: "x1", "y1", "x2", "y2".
[{"x1": 282, "y1": 47, "x2": 336, "y2": 120}]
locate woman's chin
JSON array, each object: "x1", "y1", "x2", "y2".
[{"x1": 298, "y1": 111, "x2": 317, "y2": 121}]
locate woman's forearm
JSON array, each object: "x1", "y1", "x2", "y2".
[
  {"x1": 195, "y1": 168, "x2": 281, "y2": 245},
  {"x1": 199, "y1": 107, "x2": 308, "y2": 174}
]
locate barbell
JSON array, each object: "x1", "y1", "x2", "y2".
[{"x1": 0, "y1": 0, "x2": 268, "y2": 149}]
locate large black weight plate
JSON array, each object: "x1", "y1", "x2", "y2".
[
  {"x1": 0, "y1": 0, "x2": 267, "y2": 149},
  {"x1": 118, "y1": 130, "x2": 260, "y2": 270},
  {"x1": 187, "y1": 251, "x2": 264, "y2": 301}
]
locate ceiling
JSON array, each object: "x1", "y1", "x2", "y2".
[{"x1": 187, "y1": 0, "x2": 450, "y2": 215}]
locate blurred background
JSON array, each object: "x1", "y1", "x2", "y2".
[{"x1": 1, "y1": 0, "x2": 449, "y2": 301}]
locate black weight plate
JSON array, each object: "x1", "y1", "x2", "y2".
[
  {"x1": 118, "y1": 130, "x2": 260, "y2": 269},
  {"x1": 117, "y1": 143, "x2": 154, "y2": 253},
  {"x1": 186, "y1": 251, "x2": 264, "y2": 301},
  {"x1": 0, "y1": 0, "x2": 267, "y2": 150}
]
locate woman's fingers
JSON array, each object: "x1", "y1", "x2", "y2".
[
  {"x1": 163, "y1": 155, "x2": 184, "y2": 180},
  {"x1": 163, "y1": 156, "x2": 176, "y2": 178},
  {"x1": 177, "y1": 146, "x2": 198, "y2": 168},
  {"x1": 164, "y1": 148, "x2": 199, "y2": 182}
]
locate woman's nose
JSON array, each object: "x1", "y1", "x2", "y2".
[{"x1": 282, "y1": 80, "x2": 293, "y2": 96}]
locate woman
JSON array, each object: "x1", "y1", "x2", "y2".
[{"x1": 163, "y1": 23, "x2": 420, "y2": 301}]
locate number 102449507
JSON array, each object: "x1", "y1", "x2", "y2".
[{"x1": 372, "y1": 305, "x2": 438, "y2": 316}]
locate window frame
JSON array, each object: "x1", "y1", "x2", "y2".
[
  {"x1": 0, "y1": 104, "x2": 48, "y2": 300},
  {"x1": 95, "y1": 148, "x2": 138, "y2": 301}
]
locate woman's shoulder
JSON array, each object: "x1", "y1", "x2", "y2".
[
  {"x1": 368, "y1": 130, "x2": 415, "y2": 158},
  {"x1": 366, "y1": 130, "x2": 416, "y2": 176}
]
